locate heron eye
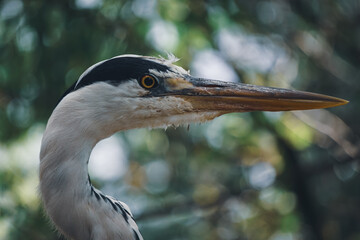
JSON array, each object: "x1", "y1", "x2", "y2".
[{"x1": 140, "y1": 75, "x2": 158, "y2": 89}]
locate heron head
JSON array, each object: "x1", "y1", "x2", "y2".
[{"x1": 56, "y1": 54, "x2": 347, "y2": 138}]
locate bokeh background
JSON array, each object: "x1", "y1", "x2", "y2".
[{"x1": 0, "y1": 0, "x2": 359, "y2": 239}]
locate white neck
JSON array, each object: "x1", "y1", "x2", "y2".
[{"x1": 39, "y1": 88, "x2": 142, "y2": 240}]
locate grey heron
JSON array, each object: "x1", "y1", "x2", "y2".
[{"x1": 40, "y1": 55, "x2": 347, "y2": 240}]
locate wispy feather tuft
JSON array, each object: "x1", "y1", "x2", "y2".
[{"x1": 158, "y1": 53, "x2": 179, "y2": 64}]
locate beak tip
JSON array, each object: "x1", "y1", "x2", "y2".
[
  {"x1": 331, "y1": 97, "x2": 349, "y2": 107},
  {"x1": 304, "y1": 96, "x2": 349, "y2": 110}
]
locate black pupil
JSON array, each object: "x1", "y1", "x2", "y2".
[{"x1": 144, "y1": 77, "x2": 154, "y2": 86}]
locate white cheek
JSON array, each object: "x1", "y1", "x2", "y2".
[
  {"x1": 125, "y1": 96, "x2": 221, "y2": 129},
  {"x1": 54, "y1": 81, "x2": 221, "y2": 138},
  {"x1": 111, "y1": 80, "x2": 148, "y2": 97},
  {"x1": 156, "y1": 112, "x2": 221, "y2": 128}
]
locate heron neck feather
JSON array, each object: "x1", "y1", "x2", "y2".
[{"x1": 39, "y1": 102, "x2": 140, "y2": 239}]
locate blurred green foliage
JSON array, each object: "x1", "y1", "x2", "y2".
[{"x1": 0, "y1": 0, "x2": 359, "y2": 240}]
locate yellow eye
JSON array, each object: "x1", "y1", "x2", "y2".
[{"x1": 140, "y1": 75, "x2": 158, "y2": 89}]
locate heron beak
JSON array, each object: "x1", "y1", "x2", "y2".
[{"x1": 164, "y1": 77, "x2": 348, "y2": 112}]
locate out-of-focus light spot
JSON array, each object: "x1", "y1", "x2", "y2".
[
  {"x1": 193, "y1": 184, "x2": 220, "y2": 205},
  {"x1": 351, "y1": 160, "x2": 360, "y2": 172},
  {"x1": 337, "y1": 0, "x2": 360, "y2": 20},
  {"x1": 43, "y1": 24, "x2": 63, "y2": 47},
  {"x1": 256, "y1": 2, "x2": 286, "y2": 25},
  {"x1": 282, "y1": 113, "x2": 313, "y2": 150},
  {"x1": 270, "y1": 55, "x2": 298, "y2": 87},
  {"x1": 0, "y1": 0, "x2": 23, "y2": 20},
  {"x1": 75, "y1": 0, "x2": 102, "y2": 9},
  {"x1": 0, "y1": 192, "x2": 16, "y2": 214},
  {"x1": 16, "y1": 27, "x2": 38, "y2": 52},
  {"x1": 6, "y1": 125, "x2": 43, "y2": 170},
  {"x1": 259, "y1": 187, "x2": 277, "y2": 209},
  {"x1": 6, "y1": 99, "x2": 33, "y2": 128},
  {"x1": 146, "y1": 20, "x2": 178, "y2": 52},
  {"x1": 217, "y1": 29, "x2": 298, "y2": 85},
  {"x1": 20, "y1": 80, "x2": 39, "y2": 100},
  {"x1": 131, "y1": 0, "x2": 156, "y2": 19},
  {"x1": 145, "y1": 131, "x2": 169, "y2": 154},
  {"x1": 159, "y1": 0, "x2": 189, "y2": 21},
  {"x1": 204, "y1": 116, "x2": 225, "y2": 149},
  {"x1": 145, "y1": 159, "x2": 171, "y2": 193},
  {"x1": 124, "y1": 128, "x2": 148, "y2": 149},
  {"x1": 224, "y1": 198, "x2": 255, "y2": 222},
  {"x1": 217, "y1": 29, "x2": 277, "y2": 72},
  {"x1": 333, "y1": 163, "x2": 356, "y2": 182},
  {"x1": 223, "y1": 113, "x2": 252, "y2": 139},
  {"x1": 89, "y1": 135, "x2": 128, "y2": 181},
  {"x1": 264, "y1": 111, "x2": 283, "y2": 123},
  {"x1": 0, "y1": 124, "x2": 43, "y2": 229},
  {"x1": 14, "y1": 174, "x2": 38, "y2": 208},
  {"x1": 296, "y1": 31, "x2": 324, "y2": 56},
  {"x1": 207, "y1": 6, "x2": 230, "y2": 29},
  {"x1": 276, "y1": 192, "x2": 296, "y2": 215},
  {"x1": 191, "y1": 50, "x2": 239, "y2": 82},
  {"x1": 248, "y1": 162, "x2": 276, "y2": 189},
  {"x1": 100, "y1": 1, "x2": 122, "y2": 20},
  {"x1": 295, "y1": 31, "x2": 349, "y2": 81},
  {"x1": 259, "y1": 187, "x2": 297, "y2": 214}
]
